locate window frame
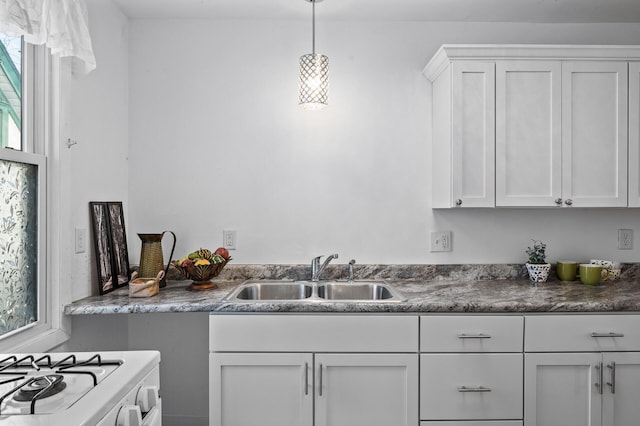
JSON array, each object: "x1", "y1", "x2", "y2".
[{"x1": 0, "y1": 41, "x2": 68, "y2": 352}]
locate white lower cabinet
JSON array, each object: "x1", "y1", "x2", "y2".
[
  {"x1": 524, "y1": 315, "x2": 640, "y2": 426},
  {"x1": 601, "y1": 352, "x2": 640, "y2": 426},
  {"x1": 422, "y1": 422, "x2": 522, "y2": 426},
  {"x1": 420, "y1": 316, "x2": 524, "y2": 424},
  {"x1": 524, "y1": 352, "x2": 640, "y2": 426},
  {"x1": 210, "y1": 352, "x2": 417, "y2": 426},
  {"x1": 209, "y1": 314, "x2": 419, "y2": 426},
  {"x1": 315, "y1": 353, "x2": 418, "y2": 426},
  {"x1": 421, "y1": 354, "x2": 523, "y2": 421},
  {"x1": 524, "y1": 352, "x2": 602, "y2": 426},
  {"x1": 210, "y1": 352, "x2": 313, "y2": 426},
  {"x1": 209, "y1": 313, "x2": 640, "y2": 426}
]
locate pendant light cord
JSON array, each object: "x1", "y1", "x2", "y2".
[{"x1": 312, "y1": 0, "x2": 316, "y2": 55}]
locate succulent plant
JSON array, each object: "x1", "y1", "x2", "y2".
[{"x1": 525, "y1": 239, "x2": 547, "y2": 264}]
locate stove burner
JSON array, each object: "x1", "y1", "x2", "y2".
[
  {"x1": 0, "y1": 354, "x2": 124, "y2": 416},
  {"x1": 13, "y1": 374, "x2": 67, "y2": 401}
]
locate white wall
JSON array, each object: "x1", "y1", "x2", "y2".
[
  {"x1": 61, "y1": 0, "x2": 130, "y2": 302},
  {"x1": 56, "y1": 0, "x2": 130, "y2": 345},
  {"x1": 126, "y1": 19, "x2": 640, "y2": 268}
]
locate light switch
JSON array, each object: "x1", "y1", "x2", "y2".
[{"x1": 75, "y1": 228, "x2": 87, "y2": 253}]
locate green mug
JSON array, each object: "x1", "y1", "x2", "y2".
[
  {"x1": 579, "y1": 264, "x2": 603, "y2": 286},
  {"x1": 556, "y1": 261, "x2": 578, "y2": 281}
]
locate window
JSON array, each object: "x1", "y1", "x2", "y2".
[
  {"x1": 0, "y1": 33, "x2": 52, "y2": 349},
  {"x1": 0, "y1": 35, "x2": 21, "y2": 150}
]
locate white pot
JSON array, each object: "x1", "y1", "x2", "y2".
[{"x1": 526, "y1": 263, "x2": 551, "y2": 283}]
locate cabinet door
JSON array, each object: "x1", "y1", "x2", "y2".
[
  {"x1": 629, "y1": 62, "x2": 640, "y2": 207},
  {"x1": 561, "y1": 61, "x2": 628, "y2": 207},
  {"x1": 450, "y1": 61, "x2": 495, "y2": 207},
  {"x1": 209, "y1": 353, "x2": 313, "y2": 426},
  {"x1": 495, "y1": 61, "x2": 562, "y2": 206},
  {"x1": 602, "y1": 352, "x2": 640, "y2": 426},
  {"x1": 524, "y1": 352, "x2": 602, "y2": 426},
  {"x1": 315, "y1": 353, "x2": 418, "y2": 426}
]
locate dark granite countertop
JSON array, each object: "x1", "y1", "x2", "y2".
[{"x1": 63, "y1": 263, "x2": 640, "y2": 315}]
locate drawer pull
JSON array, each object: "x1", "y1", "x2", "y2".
[
  {"x1": 457, "y1": 386, "x2": 492, "y2": 393},
  {"x1": 304, "y1": 362, "x2": 309, "y2": 395},
  {"x1": 458, "y1": 333, "x2": 492, "y2": 339},
  {"x1": 595, "y1": 363, "x2": 603, "y2": 395},
  {"x1": 607, "y1": 362, "x2": 616, "y2": 394},
  {"x1": 591, "y1": 332, "x2": 625, "y2": 338}
]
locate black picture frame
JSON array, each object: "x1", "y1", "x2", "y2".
[{"x1": 89, "y1": 201, "x2": 130, "y2": 295}]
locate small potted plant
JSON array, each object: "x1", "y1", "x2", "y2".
[{"x1": 525, "y1": 239, "x2": 551, "y2": 283}]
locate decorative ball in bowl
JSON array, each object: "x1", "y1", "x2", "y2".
[{"x1": 172, "y1": 247, "x2": 231, "y2": 291}]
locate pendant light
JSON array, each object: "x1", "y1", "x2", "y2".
[{"x1": 299, "y1": 0, "x2": 328, "y2": 110}]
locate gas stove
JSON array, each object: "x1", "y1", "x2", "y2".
[{"x1": 0, "y1": 350, "x2": 161, "y2": 426}]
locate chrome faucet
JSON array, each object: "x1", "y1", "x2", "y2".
[
  {"x1": 347, "y1": 259, "x2": 356, "y2": 282},
  {"x1": 311, "y1": 253, "x2": 339, "y2": 281}
]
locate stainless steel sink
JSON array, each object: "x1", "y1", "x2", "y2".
[
  {"x1": 226, "y1": 280, "x2": 313, "y2": 301},
  {"x1": 317, "y1": 281, "x2": 402, "y2": 301},
  {"x1": 223, "y1": 279, "x2": 403, "y2": 302}
]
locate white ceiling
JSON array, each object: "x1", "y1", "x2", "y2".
[{"x1": 111, "y1": 0, "x2": 640, "y2": 23}]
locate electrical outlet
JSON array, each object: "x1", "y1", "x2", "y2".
[
  {"x1": 75, "y1": 227, "x2": 86, "y2": 253},
  {"x1": 223, "y1": 230, "x2": 237, "y2": 250},
  {"x1": 430, "y1": 231, "x2": 452, "y2": 252},
  {"x1": 618, "y1": 229, "x2": 633, "y2": 250}
]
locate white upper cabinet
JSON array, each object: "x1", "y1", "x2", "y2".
[
  {"x1": 561, "y1": 61, "x2": 628, "y2": 207},
  {"x1": 495, "y1": 61, "x2": 562, "y2": 207},
  {"x1": 424, "y1": 45, "x2": 640, "y2": 208},
  {"x1": 430, "y1": 60, "x2": 495, "y2": 208},
  {"x1": 451, "y1": 62, "x2": 496, "y2": 208},
  {"x1": 629, "y1": 63, "x2": 640, "y2": 207}
]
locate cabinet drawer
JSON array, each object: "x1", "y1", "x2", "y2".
[
  {"x1": 422, "y1": 422, "x2": 523, "y2": 426},
  {"x1": 421, "y1": 316, "x2": 523, "y2": 352},
  {"x1": 210, "y1": 314, "x2": 418, "y2": 352},
  {"x1": 525, "y1": 315, "x2": 640, "y2": 352},
  {"x1": 420, "y1": 354, "x2": 523, "y2": 420}
]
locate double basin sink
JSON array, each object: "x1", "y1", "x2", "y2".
[{"x1": 224, "y1": 280, "x2": 404, "y2": 303}]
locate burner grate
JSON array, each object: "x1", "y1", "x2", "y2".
[{"x1": 0, "y1": 353, "x2": 122, "y2": 415}]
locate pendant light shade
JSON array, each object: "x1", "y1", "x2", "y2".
[
  {"x1": 299, "y1": 0, "x2": 328, "y2": 110},
  {"x1": 299, "y1": 53, "x2": 329, "y2": 110}
]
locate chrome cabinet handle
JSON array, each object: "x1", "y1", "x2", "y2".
[
  {"x1": 607, "y1": 362, "x2": 616, "y2": 394},
  {"x1": 457, "y1": 386, "x2": 492, "y2": 392},
  {"x1": 565, "y1": 199, "x2": 573, "y2": 206},
  {"x1": 591, "y1": 332, "x2": 625, "y2": 338},
  {"x1": 455, "y1": 199, "x2": 463, "y2": 206},
  {"x1": 555, "y1": 198, "x2": 563, "y2": 205},
  {"x1": 595, "y1": 362, "x2": 603, "y2": 394},
  {"x1": 318, "y1": 363, "x2": 323, "y2": 397},
  {"x1": 304, "y1": 362, "x2": 309, "y2": 395},
  {"x1": 458, "y1": 333, "x2": 492, "y2": 339}
]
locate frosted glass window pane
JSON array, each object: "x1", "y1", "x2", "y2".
[{"x1": 0, "y1": 158, "x2": 37, "y2": 336}]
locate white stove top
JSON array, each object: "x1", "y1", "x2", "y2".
[{"x1": 0, "y1": 350, "x2": 160, "y2": 426}]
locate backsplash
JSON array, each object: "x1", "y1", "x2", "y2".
[{"x1": 164, "y1": 263, "x2": 638, "y2": 282}]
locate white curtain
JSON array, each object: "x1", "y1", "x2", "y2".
[{"x1": 0, "y1": 0, "x2": 96, "y2": 72}]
